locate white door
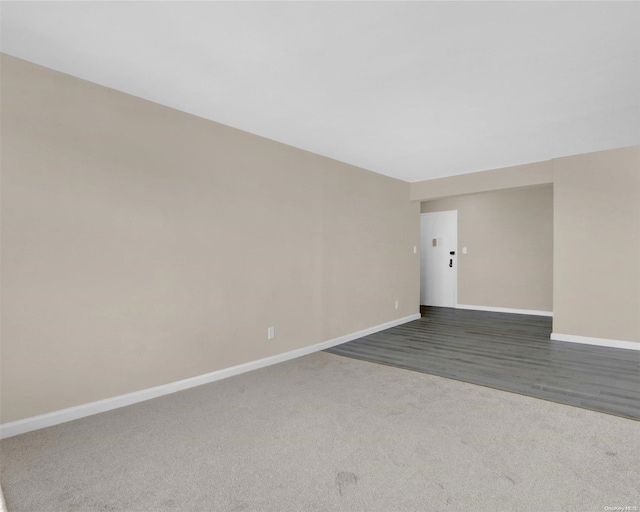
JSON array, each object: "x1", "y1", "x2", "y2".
[{"x1": 420, "y1": 211, "x2": 458, "y2": 307}]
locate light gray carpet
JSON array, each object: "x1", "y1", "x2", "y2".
[{"x1": 1, "y1": 352, "x2": 639, "y2": 512}]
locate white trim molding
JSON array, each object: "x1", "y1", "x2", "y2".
[
  {"x1": 550, "y1": 333, "x2": 640, "y2": 351},
  {"x1": 0, "y1": 313, "x2": 421, "y2": 439},
  {"x1": 456, "y1": 304, "x2": 553, "y2": 317}
]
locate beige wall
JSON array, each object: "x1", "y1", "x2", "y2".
[
  {"x1": 414, "y1": 146, "x2": 640, "y2": 345},
  {"x1": 2, "y1": 54, "x2": 637, "y2": 425},
  {"x1": 411, "y1": 160, "x2": 553, "y2": 202},
  {"x1": 0, "y1": 55, "x2": 420, "y2": 423},
  {"x1": 553, "y1": 146, "x2": 640, "y2": 343},
  {"x1": 421, "y1": 185, "x2": 553, "y2": 312}
]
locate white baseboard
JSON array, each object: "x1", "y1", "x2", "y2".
[
  {"x1": 456, "y1": 304, "x2": 553, "y2": 317},
  {"x1": 550, "y1": 333, "x2": 640, "y2": 351},
  {"x1": 0, "y1": 313, "x2": 421, "y2": 439}
]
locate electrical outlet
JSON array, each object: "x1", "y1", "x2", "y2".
[
  {"x1": 395, "y1": 300, "x2": 399, "y2": 310},
  {"x1": 267, "y1": 326, "x2": 275, "y2": 340},
  {"x1": 413, "y1": 245, "x2": 417, "y2": 254}
]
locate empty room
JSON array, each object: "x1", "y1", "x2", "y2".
[{"x1": 1, "y1": 2, "x2": 639, "y2": 511}]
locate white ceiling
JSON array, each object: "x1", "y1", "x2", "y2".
[{"x1": 1, "y1": 1, "x2": 639, "y2": 183}]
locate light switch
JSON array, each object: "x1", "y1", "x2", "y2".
[{"x1": 462, "y1": 247, "x2": 467, "y2": 254}]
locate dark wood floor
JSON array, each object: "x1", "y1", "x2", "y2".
[{"x1": 325, "y1": 307, "x2": 640, "y2": 420}]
